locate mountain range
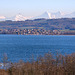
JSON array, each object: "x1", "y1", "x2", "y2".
[
  {"x1": 0, "y1": 11, "x2": 75, "y2": 21},
  {"x1": 34, "y1": 11, "x2": 75, "y2": 19}
]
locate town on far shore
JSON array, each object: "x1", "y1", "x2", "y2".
[
  {"x1": 0, "y1": 28, "x2": 75, "y2": 35},
  {"x1": 0, "y1": 18, "x2": 75, "y2": 35}
]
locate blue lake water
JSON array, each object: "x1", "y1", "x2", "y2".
[{"x1": 0, "y1": 35, "x2": 75, "y2": 62}]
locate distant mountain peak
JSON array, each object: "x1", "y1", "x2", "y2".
[
  {"x1": 0, "y1": 16, "x2": 6, "y2": 21},
  {"x1": 0, "y1": 11, "x2": 75, "y2": 21},
  {"x1": 32, "y1": 11, "x2": 51, "y2": 19},
  {"x1": 0, "y1": 16, "x2": 5, "y2": 19},
  {"x1": 15, "y1": 14, "x2": 26, "y2": 21},
  {"x1": 45, "y1": 11, "x2": 52, "y2": 19},
  {"x1": 4, "y1": 14, "x2": 33, "y2": 21}
]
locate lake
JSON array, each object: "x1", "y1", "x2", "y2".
[{"x1": 0, "y1": 35, "x2": 75, "y2": 62}]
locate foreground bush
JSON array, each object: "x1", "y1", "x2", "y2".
[{"x1": 0, "y1": 53, "x2": 75, "y2": 75}]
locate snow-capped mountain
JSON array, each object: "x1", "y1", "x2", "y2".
[
  {"x1": 15, "y1": 14, "x2": 27, "y2": 21},
  {"x1": 32, "y1": 12, "x2": 52, "y2": 19},
  {"x1": 33, "y1": 11, "x2": 63, "y2": 19},
  {"x1": 0, "y1": 11, "x2": 75, "y2": 21},
  {"x1": 63, "y1": 12, "x2": 75, "y2": 18},
  {"x1": 33, "y1": 11, "x2": 75, "y2": 19},
  {"x1": 5, "y1": 14, "x2": 32, "y2": 21},
  {"x1": 0, "y1": 16, "x2": 6, "y2": 21},
  {"x1": 51, "y1": 11, "x2": 62, "y2": 18}
]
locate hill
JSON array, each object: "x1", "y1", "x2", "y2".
[{"x1": 0, "y1": 18, "x2": 75, "y2": 30}]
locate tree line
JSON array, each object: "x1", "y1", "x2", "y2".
[{"x1": 0, "y1": 52, "x2": 75, "y2": 75}]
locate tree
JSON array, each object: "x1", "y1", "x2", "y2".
[{"x1": 2, "y1": 53, "x2": 8, "y2": 69}]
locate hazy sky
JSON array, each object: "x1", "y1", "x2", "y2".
[{"x1": 0, "y1": 0, "x2": 75, "y2": 17}]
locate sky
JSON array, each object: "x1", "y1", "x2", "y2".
[{"x1": 0, "y1": 0, "x2": 75, "y2": 17}]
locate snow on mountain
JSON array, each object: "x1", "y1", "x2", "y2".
[
  {"x1": 33, "y1": 11, "x2": 63, "y2": 19},
  {"x1": 63, "y1": 12, "x2": 75, "y2": 18},
  {"x1": 51, "y1": 11, "x2": 62, "y2": 18},
  {"x1": 0, "y1": 16, "x2": 6, "y2": 21},
  {"x1": 0, "y1": 11, "x2": 75, "y2": 21},
  {"x1": 32, "y1": 12, "x2": 51, "y2": 19},
  {"x1": 37, "y1": 11, "x2": 52, "y2": 19},
  {"x1": 5, "y1": 14, "x2": 32, "y2": 21},
  {"x1": 15, "y1": 14, "x2": 32, "y2": 21},
  {"x1": 15, "y1": 14, "x2": 27, "y2": 21}
]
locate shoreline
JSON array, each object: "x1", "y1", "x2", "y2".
[{"x1": 0, "y1": 34, "x2": 75, "y2": 36}]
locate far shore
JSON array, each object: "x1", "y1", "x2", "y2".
[{"x1": 0, "y1": 34, "x2": 75, "y2": 36}]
